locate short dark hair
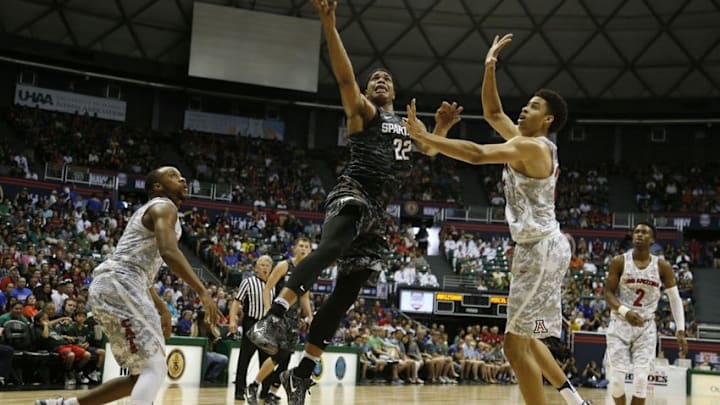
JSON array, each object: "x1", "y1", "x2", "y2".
[
  {"x1": 295, "y1": 236, "x2": 311, "y2": 245},
  {"x1": 364, "y1": 68, "x2": 394, "y2": 89},
  {"x1": 145, "y1": 168, "x2": 163, "y2": 195},
  {"x1": 634, "y1": 221, "x2": 656, "y2": 238},
  {"x1": 535, "y1": 88, "x2": 568, "y2": 134}
]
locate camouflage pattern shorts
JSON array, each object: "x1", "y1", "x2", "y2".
[
  {"x1": 506, "y1": 231, "x2": 571, "y2": 339},
  {"x1": 89, "y1": 271, "x2": 164, "y2": 375}
]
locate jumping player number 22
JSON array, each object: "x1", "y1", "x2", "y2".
[
  {"x1": 394, "y1": 139, "x2": 412, "y2": 160},
  {"x1": 633, "y1": 289, "x2": 645, "y2": 307}
]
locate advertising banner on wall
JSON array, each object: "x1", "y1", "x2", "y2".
[
  {"x1": 14, "y1": 84, "x2": 126, "y2": 121},
  {"x1": 184, "y1": 110, "x2": 285, "y2": 140}
]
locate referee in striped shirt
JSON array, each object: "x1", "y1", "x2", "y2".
[{"x1": 230, "y1": 255, "x2": 274, "y2": 400}]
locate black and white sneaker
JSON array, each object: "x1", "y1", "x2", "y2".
[
  {"x1": 581, "y1": 401, "x2": 593, "y2": 404},
  {"x1": 36, "y1": 399, "x2": 66, "y2": 405},
  {"x1": 248, "y1": 313, "x2": 291, "y2": 355},
  {"x1": 280, "y1": 368, "x2": 314, "y2": 405},
  {"x1": 246, "y1": 382, "x2": 260, "y2": 405},
  {"x1": 263, "y1": 392, "x2": 281, "y2": 405},
  {"x1": 77, "y1": 371, "x2": 90, "y2": 384}
]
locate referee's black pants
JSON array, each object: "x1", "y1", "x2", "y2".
[{"x1": 235, "y1": 317, "x2": 269, "y2": 393}]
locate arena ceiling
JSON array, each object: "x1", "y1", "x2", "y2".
[{"x1": 1, "y1": 0, "x2": 720, "y2": 99}]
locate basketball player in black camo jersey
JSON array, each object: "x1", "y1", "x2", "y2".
[{"x1": 248, "y1": 1, "x2": 462, "y2": 404}]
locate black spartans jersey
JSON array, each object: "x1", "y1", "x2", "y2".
[{"x1": 343, "y1": 109, "x2": 414, "y2": 206}]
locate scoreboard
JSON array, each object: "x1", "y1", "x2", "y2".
[{"x1": 399, "y1": 289, "x2": 508, "y2": 318}]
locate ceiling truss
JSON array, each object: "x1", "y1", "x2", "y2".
[{"x1": 0, "y1": 0, "x2": 717, "y2": 99}]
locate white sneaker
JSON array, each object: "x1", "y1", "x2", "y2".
[
  {"x1": 87, "y1": 369, "x2": 101, "y2": 382},
  {"x1": 77, "y1": 372, "x2": 90, "y2": 384},
  {"x1": 36, "y1": 399, "x2": 65, "y2": 405},
  {"x1": 64, "y1": 372, "x2": 76, "y2": 386}
]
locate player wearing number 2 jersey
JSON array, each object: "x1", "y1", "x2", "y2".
[{"x1": 605, "y1": 222, "x2": 688, "y2": 405}]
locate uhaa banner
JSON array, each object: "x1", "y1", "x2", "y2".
[{"x1": 14, "y1": 84, "x2": 126, "y2": 122}]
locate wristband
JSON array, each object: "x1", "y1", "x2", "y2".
[{"x1": 618, "y1": 305, "x2": 630, "y2": 317}]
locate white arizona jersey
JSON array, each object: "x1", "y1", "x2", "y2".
[
  {"x1": 502, "y1": 137, "x2": 560, "y2": 243},
  {"x1": 93, "y1": 197, "x2": 181, "y2": 288},
  {"x1": 615, "y1": 251, "x2": 662, "y2": 321}
]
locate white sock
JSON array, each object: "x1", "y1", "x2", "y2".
[
  {"x1": 130, "y1": 350, "x2": 166, "y2": 404},
  {"x1": 302, "y1": 351, "x2": 321, "y2": 363},
  {"x1": 64, "y1": 399, "x2": 80, "y2": 405},
  {"x1": 558, "y1": 381, "x2": 584, "y2": 405},
  {"x1": 274, "y1": 297, "x2": 290, "y2": 310}
]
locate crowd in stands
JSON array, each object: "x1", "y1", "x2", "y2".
[
  {"x1": 0, "y1": 142, "x2": 32, "y2": 179},
  {"x1": 7, "y1": 106, "x2": 720, "y2": 221},
  {"x1": 633, "y1": 164, "x2": 720, "y2": 213},
  {"x1": 181, "y1": 205, "x2": 322, "y2": 284},
  {"x1": 6, "y1": 106, "x2": 162, "y2": 176},
  {"x1": 182, "y1": 202, "x2": 447, "y2": 290},
  {"x1": 439, "y1": 226, "x2": 511, "y2": 290},
  {"x1": 0, "y1": 183, "x2": 127, "y2": 386},
  {"x1": 178, "y1": 130, "x2": 328, "y2": 210}
]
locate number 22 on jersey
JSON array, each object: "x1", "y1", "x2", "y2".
[{"x1": 394, "y1": 138, "x2": 411, "y2": 160}]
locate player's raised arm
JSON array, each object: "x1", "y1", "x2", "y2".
[
  {"x1": 482, "y1": 34, "x2": 521, "y2": 140},
  {"x1": 405, "y1": 99, "x2": 541, "y2": 165},
  {"x1": 312, "y1": 0, "x2": 374, "y2": 130}
]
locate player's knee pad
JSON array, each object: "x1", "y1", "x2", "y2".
[
  {"x1": 611, "y1": 369, "x2": 626, "y2": 398},
  {"x1": 632, "y1": 367, "x2": 649, "y2": 399}
]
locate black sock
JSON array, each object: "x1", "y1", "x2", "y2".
[
  {"x1": 268, "y1": 302, "x2": 287, "y2": 317},
  {"x1": 557, "y1": 380, "x2": 573, "y2": 392},
  {"x1": 296, "y1": 358, "x2": 317, "y2": 379}
]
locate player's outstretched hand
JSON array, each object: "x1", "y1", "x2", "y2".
[
  {"x1": 676, "y1": 331, "x2": 689, "y2": 358},
  {"x1": 486, "y1": 33, "x2": 513, "y2": 66},
  {"x1": 312, "y1": 0, "x2": 338, "y2": 28},
  {"x1": 403, "y1": 98, "x2": 428, "y2": 140},
  {"x1": 435, "y1": 101, "x2": 463, "y2": 135},
  {"x1": 201, "y1": 294, "x2": 223, "y2": 327}
]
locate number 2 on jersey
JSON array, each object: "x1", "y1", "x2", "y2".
[
  {"x1": 633, "y1": 289, "x2": 645, "y2": 307},
  {"x1": 394, "y1": 138, "x2": 412, "y2": 160}
]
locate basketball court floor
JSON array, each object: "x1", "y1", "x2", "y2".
[{"x1": 0, "y1": 385, "x2": 712, "y2": 405}]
